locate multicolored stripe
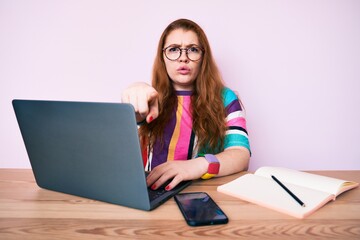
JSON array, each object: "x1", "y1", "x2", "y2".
[
  {"x1": 149, "y1": 91, "x2": 193, "y2": 169},
  {"x1": 222, "y1": 88, "x2": 250, "y2": 151},
  {"x1": 166, "y1": 94, "x2": 193, "y2": 161}
]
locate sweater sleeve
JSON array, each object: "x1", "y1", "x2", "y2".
[{"x1": 222, "y1": 88, "x2": 251, "y2": 153}]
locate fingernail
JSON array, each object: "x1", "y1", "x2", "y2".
[
  {"x1": 165, "y1": 185, "x2": 171, "y2": 191},
  {"x1": 151, "y1": 184, "x2": 156, "y2": 190}
]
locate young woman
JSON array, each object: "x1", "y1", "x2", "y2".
[{"x1": 121, "y1": 19, "x2": 250, "y2": 191}]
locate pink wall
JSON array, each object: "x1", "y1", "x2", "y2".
[{"x1": 1, "y1": 0, "x2": 359, "y2": 170}]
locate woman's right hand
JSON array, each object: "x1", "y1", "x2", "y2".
[{"x1": 121, "y1": 82, "x2": 159, "y2": 123}]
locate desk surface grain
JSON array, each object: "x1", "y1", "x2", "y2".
[{"x1": 0, "y1": 169, "x2": 359, "y2": 240}]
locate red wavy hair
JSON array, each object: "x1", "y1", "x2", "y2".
[{"x1": 140, "y1": 19, "x2": 227, "y2": 154}]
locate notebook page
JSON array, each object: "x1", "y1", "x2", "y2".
[
  {"x1": 217, "y1": 173, "x2": 334, "y2": 219},
  {"x1": 255, "y1": 167, "x2": 354, "y2": 196}
]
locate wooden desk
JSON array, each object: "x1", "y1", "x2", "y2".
[{"x1": 0, "y1": 169, "x2": 359, "y2": 240}]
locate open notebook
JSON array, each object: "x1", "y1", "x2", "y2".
[{"x1": 217, "y1": 167, "x2": 358, "y2": 218}]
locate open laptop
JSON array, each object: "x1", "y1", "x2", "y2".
[{"x1": 12, "y1": 99, "x2": 191, "y2": 210}]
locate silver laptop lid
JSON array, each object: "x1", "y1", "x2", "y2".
[{"x1": 13, "y1": 100, "x2": 152, "y2": 210}]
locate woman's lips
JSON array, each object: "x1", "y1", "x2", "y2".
[{"x1": 177, "y1": 66, "x2": 190, "y2": 75}]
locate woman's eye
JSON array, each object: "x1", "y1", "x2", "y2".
[
  {"x1": 168, "y1": 47, "x2": 179, "y2": 52},
  {"x1": 189, "y1": 47, "x2": 199, "y2": 53}
]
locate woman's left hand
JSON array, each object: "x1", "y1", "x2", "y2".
[{"x1": 146, "y1": 158, "x2": 207, "y2": 191}]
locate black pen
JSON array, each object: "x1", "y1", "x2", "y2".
[{"x1": 271, "y1": 175, "x2": 306, "y2": 207}]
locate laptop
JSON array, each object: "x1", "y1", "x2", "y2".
[{"x1": 12, "y1": 99, "x2": 191, "y2": 210}]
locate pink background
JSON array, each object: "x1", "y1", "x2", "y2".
[{"x1": 1, "y1": 0, "x2": 359, "y2": 171}]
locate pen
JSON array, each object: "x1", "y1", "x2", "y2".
[{"x1": 271, "y1": 175, "x2": 306, "y2": 207}]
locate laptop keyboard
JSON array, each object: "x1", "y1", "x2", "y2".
[
  {"x1": 148, "y1": 187, "x2": 168, "y2": 201},
  {"x1": 148, "y1": 177, "x2": 173, "y2": 201}
]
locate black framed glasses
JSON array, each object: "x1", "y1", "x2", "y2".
[{"x1": 163, "y1": 45, "x2": 204, "y2": 61}]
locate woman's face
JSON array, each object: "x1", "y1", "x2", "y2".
[{"x1": 163, "y1": 29, "x2": 202, "y2": 91}]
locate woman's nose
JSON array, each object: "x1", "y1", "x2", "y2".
[{"x1": 178, "y1": 50, "x2": 189, "y2": 63}]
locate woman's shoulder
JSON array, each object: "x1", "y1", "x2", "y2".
[{"x1": 221, "y1": 87, "x2": 239, "y2": 107}]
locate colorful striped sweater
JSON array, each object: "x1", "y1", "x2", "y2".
[{"x1": 143, "y1": 88, "x2": 250, "y2": 171}]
